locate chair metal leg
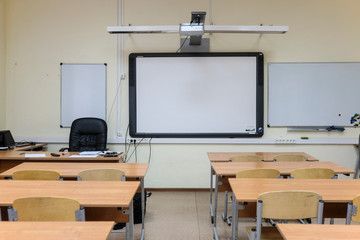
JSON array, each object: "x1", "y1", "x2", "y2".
[
  {"x1": 346, "y1": 202, "x2": 353, "y2": 225},
  {"x1": 222, "y1": 191, "x2": 228, "y2": 221},
  {"x1": 231, "y1": 192, "x2": 239, "y2": 240}
]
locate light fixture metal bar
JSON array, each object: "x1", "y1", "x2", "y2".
[
  {"x1": 107, "y1": 25, "x2": 288, "y2": 34},
  {"x1": 204, "y1": 25, "x2": 289, "y2": 34},
  {"x1": 107, "y1": 25, "x2": 179, "y2": 34}
]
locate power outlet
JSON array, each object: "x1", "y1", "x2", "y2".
[
  {"x1": 274, "y1": 138, "x2": 297, "y2": 144},
  {"x1": 127, "y1": 138, "x2": 148, "y2": 144}
]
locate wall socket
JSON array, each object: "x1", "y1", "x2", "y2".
[
  {"x1": 127, "y1": 138, "x2": 148, "y2": 143},
  {"x1": 274, "y1": 138, "x2": 297, "y2": 144}
]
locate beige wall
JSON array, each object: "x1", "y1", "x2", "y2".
[
  {"x1": 4, "y1": 0, "x2": 360, "y2": 188},
  {"x1": 0, "y1": 0, "x2": 5, "y2": 128}
]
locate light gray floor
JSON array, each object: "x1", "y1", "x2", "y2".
[
  {"x1": 108, "y1": 191, "x2": 236, "y2": 240},
  {"x1": 108, "y1": 191, "x2": 349, "y2": 240}
]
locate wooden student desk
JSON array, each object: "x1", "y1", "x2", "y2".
[
  {"x1": 207, "y1": 151, "x2": 319, "y2": 224},
  {"x1": 0, "y1": 151, "x2": 126, "y2": 173},
  {"x1": 0, "y1": 162, "x2": 148, "y2": 179},
  {"x1": 0, "y1": 162, "x2": 148, "y2": 240},
  {"x1": 14, "y1": 143, "x2": 47, "y2": 151},
  {"x1": 211, "y1": 161, "x2": 354, "y2": 240},
  {"x1": 0, "y1": 180, "x2": 139, "y2": 240},
  {"x1": 207, "y1": 152, "x2": 318, "y2": 162},
  {"x1": 277, "y1": 224, "x2": 360, "y2": 240},
  {"x1": 228, "y1": 178, "x2": 360, "y2": 240},
  {"x1": 0, "y1": 221, "x2": 114, "y2": 240}
]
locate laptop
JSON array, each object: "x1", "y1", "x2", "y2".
[{"x1": 0, "y1": 130, "x2": 16, "y2": 149}]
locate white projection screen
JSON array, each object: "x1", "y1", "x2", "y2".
[{"x1": 129, "y1": 53, "x2": 264, "y2": 138}]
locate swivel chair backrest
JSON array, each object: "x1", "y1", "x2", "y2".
[{"x1": 69, "y1": 117, "x2": 107, "y2": 152}]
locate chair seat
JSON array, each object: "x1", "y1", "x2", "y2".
[{"x1": 246, "y1": 226, "x2": 283, "y2": 240}]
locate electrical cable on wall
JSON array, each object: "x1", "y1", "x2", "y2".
[{"x1": 148, "y1": 138, "x2": 152, "y2": 163}]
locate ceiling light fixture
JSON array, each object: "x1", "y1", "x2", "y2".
[{"x1": 107, "y1": 11, "x2": 288, "y2": 46}]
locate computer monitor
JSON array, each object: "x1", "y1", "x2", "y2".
[{"x1": 0, "y1": 130, "x2": 15, "y2": 149}]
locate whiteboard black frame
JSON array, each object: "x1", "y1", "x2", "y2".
[{"x1": 129, "y1": 52, "x2": 264, "y2": 138}]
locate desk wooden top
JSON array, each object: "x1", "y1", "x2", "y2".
[
  {"x1": 0, "y1": 151, "x2": 125, "y2": 162},
  {"x1": 0, "y1": 162, "x2": 149, "y2": 178},
  {"x1": 277, "y1": 224, "x2": 360, "y2": 240},
  {"x1": 229, "y1": 178, "x2": 360, "y2": 203},
  {"x1": 212, "y1": 161, "x2": 354, "y2": 176},
  {"x1": 0, "y1": 221, "x2": 114, "y2": 240},
  {"x1": 207, "y1": 152, "x2": 318, "y2": 162},
  {"x1": 0, "y1": 180, "x2": 139, "y2": 207}
]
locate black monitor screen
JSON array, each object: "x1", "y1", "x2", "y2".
[{"x1": 0, "y1": 130, "x2": 15, "y2": 148}]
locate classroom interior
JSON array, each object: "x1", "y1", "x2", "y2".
[{"x1": 1, "y1": 0, "x2": 360, "y2": 239}]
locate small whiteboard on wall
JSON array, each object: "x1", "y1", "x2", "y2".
[
  {"x1": 268, "y1": 62, "x2": 360, "y2": 127},
  {"x1": 60, "y1": 63, "x2": 106, "y2": 127}
]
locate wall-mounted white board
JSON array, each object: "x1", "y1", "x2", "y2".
[
  {"x1": 268, "y1": 62, "x2": 360, "y2": 127},
  {"x1": 60, "y1": 63, "x2": 106, "y2": 127},
  {"x1": 129, "y1": 52, "x2": 264, "y2": 138}
]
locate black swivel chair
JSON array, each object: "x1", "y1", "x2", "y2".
[{"x1": 61, "y1": 117, "x2": 107, "y2": 152}]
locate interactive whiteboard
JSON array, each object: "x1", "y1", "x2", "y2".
[
  {"x1": 129, "y1": 52, "x2": 264, "y2": 138},
  {"x1": 268, "y1": 62, "x2": 360, "y2": 127}
]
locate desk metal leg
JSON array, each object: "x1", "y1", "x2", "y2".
[
  {"x1": 140, "y1": 178, "x2": 145, "y2": 240},
  {"x1": 213, "y1": 174, "x2": 220, "y2": 240},
  {"x1": 231, "y1": 192, "x2": 239, "y2": 240},
  {"x1": 355, "y1": 145, "x2": 360, "y2": 179},
  {"x1": 126, "y1": 200, "x2": 134, "y2": 240},
  {"x1": 210, "y1": 165, "x2": 214, "y2": 223}
]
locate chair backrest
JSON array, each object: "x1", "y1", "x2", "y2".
[
  {"x1": 229, "y1": 155, "x2": 263, "y2": 162},
  {"x1": 251, "y1": 190, "x2": 323, "y2": 240},
  {"x1": 11, "y1": 197, "x2": 82, "y2": 221},
  {"x1": 236, "y1": 168, "x2": 281, "y2": 178},
  {"x1": 290, "y1": 167, "x2": 335, "y2": 179},
  {"x1": 78, "y1": 169, "x2": 125, "y2": 181},
  {"x1": 273, "y1": 154, "x2": 307, "y2": 162},
  {"x1": 258, "y1": 190, "x2": 323, "y2": 220},
  {"x1": 69, "y1": 117, "x2": 107, "y2": 152},
  {"x1": 12, "y1": 170, "x2": 60, "y2": 180}
]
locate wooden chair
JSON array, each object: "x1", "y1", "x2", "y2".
[
  {"x1": 77, "y1": 168, "x2": 128, "y2": 234},
  {"x1": 222, "y1": 155, "x2": 264, "y2": 224},
  {"x1": 346, "y1": 195, "x2": 360, "y2": 224},
  {"x1": 273, "y1": 154, "x2": 307, "y2": 162},
  {"x1": 236, "y1": 169, "x2": 281, "y2": 178},
  {"x1": 229, "y1": 155, "x2": 264, "y2": 162},
  {"x1": 290, "y1": 167, "x2": 335, "y2": 179},
  {"x1": 291, "y1": 167, "x2": 335, "y2": 224},
  {"x1": 223, "y1": 168, "x2": 281, "y2": 225},
  {"x1": 12, "y1": 170, "x2": 61, "y2": 180},
  {"x1": 77, "y1": 168, "x2": 125, "y2": 181},
  {"x1": 247, "y1": 191, "x2": 324, "y2": 240},
  {"x1": 8, "y1": 197, "x2": 85, "y2": 221}
]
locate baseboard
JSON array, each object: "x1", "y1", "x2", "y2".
[{"x1": 145, "y1": 188, "x2": 210, "y2": 192}]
